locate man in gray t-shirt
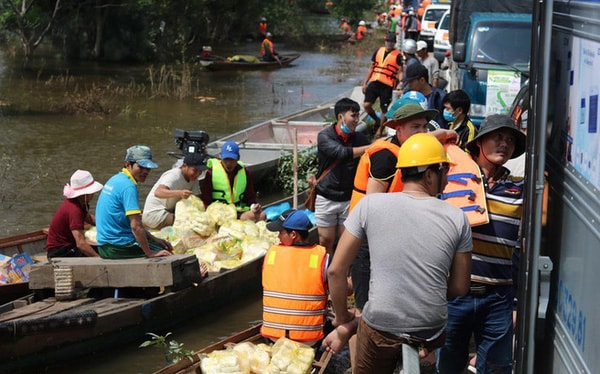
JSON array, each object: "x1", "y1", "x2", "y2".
[
  {"x1": 142, "y1": 153, "x2": 206, "y2": 229},
  {"x1": 323, "y1": 133, "x2": 472, "y2": 373}
]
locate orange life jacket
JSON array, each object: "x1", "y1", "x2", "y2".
[
  {"x1": 357, "y1": 25, "x2": 368, "y2": 40},
  {"x1": 369, "y1": 47, "x2": 401, "y2": 87},
  {"x1": 440, "y1": 144, "x2": 489, "y2": 226},
  {"x1": 349, "y1": 139, "x2": 404, "y2": 212},
  {"x1": 261, "y1": 244, "x2": 328, "y2": 343},
  {"x1": 261, "y1": 38, "x2": 274, "y2": 57},
  {"x1": 340, "y1": 21, "x2": 351, "y2": 33},
  {"x1": 258, "y1": 21, "x2": 267, "y2": 36}
]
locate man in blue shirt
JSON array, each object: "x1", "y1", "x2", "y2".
[{"x1": 96, "y1": 145, "x2": 173, "y2": 259}]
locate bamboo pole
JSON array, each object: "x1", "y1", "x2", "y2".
[{"x1": 293, "y1": 128, "x2": 298, "y2": 209}]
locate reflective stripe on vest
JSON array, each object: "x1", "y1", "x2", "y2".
[
  {"x1": 441, "y1": 144, "x2": 489, "y2": 226},
  {"x1": 369, "y1": 47, "x2": 401, "y2": 87},
  {"x1": 349, "y1": 139, "x2": 404, "y2": 212},
  {"x1": 208, "y1": 158, "x2": 248, "y2": 211},
  {"x1": 261, "y1": 244, "x2": 327, "y2": 342}
]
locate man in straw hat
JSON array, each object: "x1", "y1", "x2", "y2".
[
  {"x1": 323, "y1": 133, "x2": 472, "y2": 373},
  {"x1": 438, "y1": 114, "x2": 526, "y2": 373},
  {"x1": 95, "y1": 145, "x2": 173, "y2": 259},
  {"x1": 46, "y1": 170, "x2": 104, "y2": 259}
]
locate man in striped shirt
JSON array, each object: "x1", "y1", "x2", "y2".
[{"x1": 438, "y1": 114, "x2": 526, "y2": 374}]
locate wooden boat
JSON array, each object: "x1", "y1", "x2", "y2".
[
  {"x1": 204, "y1": 85, "x2": 366, "y2": 183},
  {"x1": 0, "y1": 192, "x2": 314, "y2": 372},
  {"x1": 200, "y1": 53, "x2": 300, "y2": 71},
  {"x1": 0, "y1": 230, "x2": 48, "y2": 304},
  {"x1": 154, "y1": 323, "x2": 332, "y2": 374}
]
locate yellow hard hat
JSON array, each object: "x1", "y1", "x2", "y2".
[{"x1": 396, "y1": 133, "x2": 453, "y2": 169}]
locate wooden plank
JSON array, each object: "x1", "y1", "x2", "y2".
[
  {"x1": 0, "y1": 298, "x2": 94, "y2": 322},
  {"x1": 28, "y1": 255, "x2": 202, "y2": 290}
]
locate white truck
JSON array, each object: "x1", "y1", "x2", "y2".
[{"x1": 514, "y1": 0, "x2": 600, "y2": 373}]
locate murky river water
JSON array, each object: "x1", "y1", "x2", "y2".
[{"x1": 1, "y1": 41, "x2": 369, "y2": 372}]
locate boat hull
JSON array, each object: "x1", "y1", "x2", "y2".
[
  {"x1": 0, "y1": 192, "x2": 312, "y2": 371},
  {"x1": 202, "y1": 53, "x2": 300, "y2": 71}
]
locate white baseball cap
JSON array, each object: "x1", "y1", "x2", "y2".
[{"x1": 416, "y1": 40, "x2": 428, "y2": 51}]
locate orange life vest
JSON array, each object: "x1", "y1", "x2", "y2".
[
  {"x1": 349, "y1": 139, "x2": 404, "y2": 212},
  {"x1": 261, "y1": 244, "x2": 328, "y2": 343},
  {"x1": 357, "y1": 25, "x2": 368, "y2": 40},
  {"x1": 440, "y1": 144, "x2": 489, "y2": 226},
  {"x1": 258, "y1": 21, "x2": 267, "y2": 36},
  {"x1": 340, "y1": 21, "x2": 351, "y2": 33},
  {"x1": 369, "y1": 47, "x2": 401, "y2": 88},
  {"x1": 261, "y1": 38, "x2": 274, "y2": 57}
]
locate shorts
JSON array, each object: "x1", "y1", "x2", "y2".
[
  {"x1": 98, "y1": 240, "x2": 165, "y2": 259},
  {"x1": 314, "y1": 194, "x2": 349, "y2": 228},
  {"x1": 47, "y1": 246, "x2": 91, "y2": 259},
  {"x1": 364, "y1": 81, "x2": 394, "y2": 113},
  {"x1": 351, "y1": 243, "x2": 370, "y2": 310}
]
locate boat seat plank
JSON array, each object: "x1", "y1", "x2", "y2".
[
  {"x1": 29, "y1": 255, "x2": 202, "y2": 290},
  {"x1": 0, "y1": 298, "x2": 94, "y2": 322}
]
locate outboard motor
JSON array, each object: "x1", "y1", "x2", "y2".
[{"x1": 171, "y1": 129, "x2": 210, "y2": 169}]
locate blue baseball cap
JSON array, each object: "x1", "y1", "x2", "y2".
[
  {"x1": 282, "y1": 210, "x2": 313, "y2": 231},
  {"x1": 221, "y1": 141, "x2": 240, "y2": 160},
  {"x1": 124, "y1": 145, "x2": 158, "y2": 169}
]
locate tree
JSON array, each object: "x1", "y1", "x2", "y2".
[
  {"x1": 328, "y1": 0, "x2": 376, "y2": 25},
  {"x1": 0, "y1": 0, "x2": 62, "y2": 68}
]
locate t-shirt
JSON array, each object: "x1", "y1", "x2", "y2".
[
  {"x1": 142, "y1": 167, "x2": 201, "y2": 228},
  {"x1": 369, "y1": 136, "x2": 401, "y2": 183},
  {"x1": 46, "y1": 199, "x2": 86, "y2": 252},
  {"x1": 95, "y1": 169, "x2": 140, "y2": 246},
  {"x1": 345, "y1": 192, "x2": 472, "y2": 335}
]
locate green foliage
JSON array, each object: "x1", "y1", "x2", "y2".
[
  {"x1": 328, "y1": 0, "x2": 378, "y2": 24},
  {"x1": 140, "y1": 332, "x2": 193, "y2": 364},
  {"x1": 0, "y1": 0, "x2": 378, "y2": 65},
  {"x1": 276, "y1": 145, "x2": 318, "y2": 194}
]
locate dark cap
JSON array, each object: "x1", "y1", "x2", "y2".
[
  {"x1": 404, "y1": 64, "x2": 429, "y2": 82},
  {"x1": 266, "y1": 209, "x2": 295, "y2": 232},
  {"x1": 465, "y1": 114, "x2": 526, "y2": 159},
  {"x1": 385, "y1": 32, "x2": 397, "y2": 43},
  {"x1": 183, "y1": 153, "x2": 208, "y2": 170}
]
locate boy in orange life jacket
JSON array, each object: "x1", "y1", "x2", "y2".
[{"x1": 261, "y1": 210, "x2": 329, "y2": 346}]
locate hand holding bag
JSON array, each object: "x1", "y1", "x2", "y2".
[{"x1": 303, "y1": 160, "x2": 340, "y2": 212}]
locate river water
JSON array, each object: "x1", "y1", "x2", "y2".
[{"x1": 1, "y1": 40, "x2": 369, "y2": 372}]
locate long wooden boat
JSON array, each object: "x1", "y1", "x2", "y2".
[
  {"x1": 200, "y1": 53, "x2": 300, "y2": 71},
  {"x1": 155, "y1": 323, "x2": 332, "y2": 374},
  {"x1": 204, "y1": 85, "x2": 366, "y2": 183},
  {"x1": 0, "y1": 192, "x2": 314, "y2": 372}
]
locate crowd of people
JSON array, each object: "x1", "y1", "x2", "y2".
[
  {"x1": 45, "y1": 5, "x2": 526, "y2": 373},
  {"x1": 46, "y1": 140, "x2": 266, "y2": 262}
]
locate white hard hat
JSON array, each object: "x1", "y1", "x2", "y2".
[
  {"x1": 359, "y1": 20, "x2": 366, "y2": 26},
  {"x1": 402, "y1": 39, "x2": 417, "y2": 54}
]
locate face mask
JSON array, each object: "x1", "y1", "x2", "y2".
[
  {"x1": 340, "y1": 121, "x2": 354, "y2": 134},
  {"x1": 443, "y1": 109, "x2": 457, "y2": 122}
]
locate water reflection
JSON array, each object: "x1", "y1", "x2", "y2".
[{"x1": 0, "y1": 45, "x2": 370, "y2": 236}]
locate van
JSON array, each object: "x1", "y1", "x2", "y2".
[
  {"x1": 433, "y1": 9, "x2": 450, "y2": 63},
  {"x1": 419, "y1": 3, "x2": 450, "y2": 51}
]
